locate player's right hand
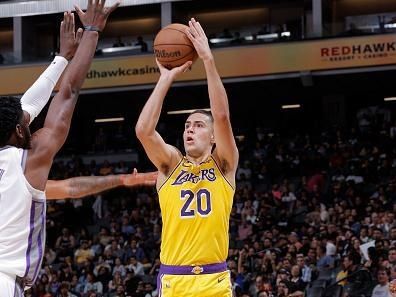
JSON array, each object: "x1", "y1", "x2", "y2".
[
  {"x1": 59, "y1": 11, "x2": 83, "y2": 60},
  {"x1": 74, "y1": 0, "x2": 120, "y2": 32}
]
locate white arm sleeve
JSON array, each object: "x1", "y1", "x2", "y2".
[{"x1": 21, "y1": 56, "x2": 68, "y2": 124}]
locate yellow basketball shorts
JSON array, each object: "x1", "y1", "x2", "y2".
[{"x1": 157, "y1": 262, "x2": 232, "y2": 297}]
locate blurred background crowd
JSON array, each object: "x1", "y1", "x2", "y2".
[{"x1": 26, "y1": 116, "x2": 396, "y2": 297}]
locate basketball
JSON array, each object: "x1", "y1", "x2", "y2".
[{"x1": 153, "y1": 23, "x2": 198, "y2": 69}]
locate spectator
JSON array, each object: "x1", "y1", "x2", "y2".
[
  {"x1": 134, "y1": 36, "x2": 148, "y2": 52},
  {"x1": 83, "y1": 272, "x2": 103, "y2": 295},
  {"x1": 113, "y1": 36, "x2": 125, "y2": 47},
  {"x1": 113, "y1": 257, "x2": 127, "y2": 277},
  {"x1": 296, "y1": 255, "x2": 312, "y2": 283},
  {"x1": 126, "y1": 256, "x2": 145, "y2": 277},
  {"x1": 55, "y1": 228, "x2": 76, "y2": 262},
  {"x1": 290, "y1": 265, "x2": 305, "y2": 291},
  {"x1": 108, "y1": 271, "x2": 123, "y2": 294},
  {"x1": 124, "y1": 239, "x2": 146, "y2": 262},
  {"x1": 316, "y1": 245, "x2": 335, "y2": 270},
  {"x1": 371, "y1": 267, "x2": 391, "y2": 297},
  {"x1": 57, "y1": 281, "x2": 78, "y2": 297},
  {"x1": 74, "y1": 239, "x2": 95, "y2": 267}
]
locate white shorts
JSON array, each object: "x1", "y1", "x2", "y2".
[{"x1": 0, "y1": 272, "x2": 24, "y2": 297}]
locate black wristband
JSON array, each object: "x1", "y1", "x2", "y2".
[{"x1": 84, "y1": 25, "x2": 101, "y2": 32}]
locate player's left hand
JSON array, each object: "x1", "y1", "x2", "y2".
[
  {"x1": 185, "y1": 18, "x2": 213, "y2": 62},
  {"x1": 75, "y1": 0, "x2": 120, "y2": 32},
  {"x1": 156, "y1": 59, "x2": 192, "y2": 81},
  {"x1": 59, "y1": 11, "x2": 83, "y2": 60},
  {"x1": 121, "y1": 169, "x2": 158, "y2": 187}
]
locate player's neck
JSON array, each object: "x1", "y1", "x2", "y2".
[{"x1": 185, "y1": 152, "x2": 211, "y2": 165}]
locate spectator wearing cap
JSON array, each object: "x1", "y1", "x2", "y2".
[{"x1": 276, "y1": 268, "x2": 290, "y2": 288}]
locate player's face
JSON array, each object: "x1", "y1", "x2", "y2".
[{"x1": 183, "y1": 113, "x2": 214, "y2": 157}]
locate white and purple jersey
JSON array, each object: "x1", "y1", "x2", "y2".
[{"x1": 0, "y1": 146, "x2": 46, "y2": 289}]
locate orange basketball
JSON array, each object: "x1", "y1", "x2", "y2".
[{"x1": 153, "y1": 23, "x2": 198, "y2": 69}]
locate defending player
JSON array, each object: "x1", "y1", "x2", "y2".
[{"x1": 0, "y1": 1, "x2": 118, "y2": 295}]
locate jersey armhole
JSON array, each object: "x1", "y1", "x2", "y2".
[
  {"x1": 157, "y1": 156, "x2": 184, "y2": 193},
  {"x1": 211, "y1": 155, "x2": 235, "y2": 191}
]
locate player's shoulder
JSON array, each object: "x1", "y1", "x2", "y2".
[{"x1": 0, "y1": 145, "x2": 23, "y2": 161}]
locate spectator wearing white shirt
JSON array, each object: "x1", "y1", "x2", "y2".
[
  {"x1": 371, "y1": 267, "x2": 391, "y2": 297},
  {"x1": 127, "y1": 256, "x2": 145, "y2": 276}
]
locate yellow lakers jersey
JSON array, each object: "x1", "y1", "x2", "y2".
[{"x1": 158, "y1": 156, "x2": 235, "y2": 265}]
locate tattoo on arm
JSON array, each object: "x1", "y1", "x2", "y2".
[{"x1": 67, "y1": 175, "x2": 123, "y2": 198}]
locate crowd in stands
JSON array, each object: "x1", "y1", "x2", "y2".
[{"x1": 26, "y1": 110, "x2": 396, "y2": 297}]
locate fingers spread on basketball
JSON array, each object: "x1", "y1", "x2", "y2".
[{"x1": 154, "y1": 23, "x2": 197, "y2": 70}]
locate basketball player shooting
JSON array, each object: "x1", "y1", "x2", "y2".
[
  {"x1": 0, "y1": 1, "x2": 119, "y2": 295},
  {"x1": 136, "y1": 18, "x2": 239, "y2": 297}
]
